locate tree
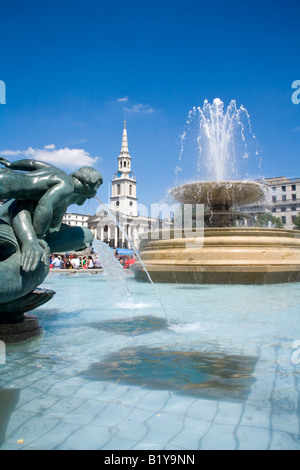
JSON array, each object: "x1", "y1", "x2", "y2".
[
  {"x1": 293, "y1": 213, "x2": 300, "y2": 230},
  {"x1": 254, "y1": 213, "x2": 284, "y2": 229}
]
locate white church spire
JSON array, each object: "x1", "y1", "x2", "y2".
[
  {"x1": 110, "y1": 122, "x2": 138, "y2": 217},
  {"x1": 121, "y1": 120, "x2": 129, "y2": 155}
]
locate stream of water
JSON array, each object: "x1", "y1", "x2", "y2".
[{"x1": 94, "y1": 196, "x2": 169, "y2": 323}]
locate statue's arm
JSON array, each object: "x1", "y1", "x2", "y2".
[
  {"x1": 50, "y1": 204, "x2": 68, "y2": 232},
  {"x1": 33, "y1": 183, "x2": 73, "y2": 238},
  {"x1": 10, "y1": 204, "x2": 48, "y2": 272},
  {"x1": 0, "y1": 158, "x2": 53, "y2": 171}
]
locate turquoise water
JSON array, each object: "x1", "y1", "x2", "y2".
[{"x1": 1, "y1": 272, "x2": 300, "y2": 450}]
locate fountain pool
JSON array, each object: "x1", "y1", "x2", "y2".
[{"x1": 1, "y1": 272, "x2": 300, "y2": 450}]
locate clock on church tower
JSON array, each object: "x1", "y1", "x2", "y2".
[{"x1": 110, "y1": 122, "x2": 138, "y2": 217}]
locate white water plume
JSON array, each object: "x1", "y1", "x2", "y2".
[
  {"x1": 178, "y1": 98, "x2": 261, "y2": 183},
  {"x1": 94, "y1": 197, "x2": 169, "y2": 323}
]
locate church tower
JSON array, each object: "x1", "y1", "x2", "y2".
[{"x1": 110, "y1": 121, "x2": 138, "y2": 217}]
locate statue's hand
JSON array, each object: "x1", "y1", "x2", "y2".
[
  {"x1": 38, "y1": 239, "x2": 50, "y2": 266},
  {"x1": 48, "y1": 223, "x2": 61, "y2": 234},
  {"x1": 21, "y1": 240, "x2": 49, "y2": 272},
  {"x1": 0, "y1": 157, "x2": 11, "y2": 168}
]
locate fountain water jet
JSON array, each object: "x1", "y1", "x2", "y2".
[
  {"x1": 94, "y1": 197, "x2": 169, "y2": 321},
  {"x1": 92, "y1": 239, "x2": 133, "y2": 302},
  {"x1": 178, "y1": 98, "x2": 260, "y2": 183}
]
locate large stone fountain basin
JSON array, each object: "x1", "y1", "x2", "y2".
[
  {"x1": 133, "y1": 180, "x2": 300, "y2": 285},
  {"x1": 170, "y1": 181, "x2": 266, "y2": 207},
  {"x1": 133, "y1": 228, "x2": 300, "y2": 284}
]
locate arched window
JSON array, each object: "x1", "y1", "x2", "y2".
[
  {"x1": 129, "y1": 184, "x2": 132, "y2": 196},
  {"x1": 117, "y1": 184, "x2": 120, "y2": 195},
  {"x1": 123, "y1": 161, "x2": 126, "y2": 168}
]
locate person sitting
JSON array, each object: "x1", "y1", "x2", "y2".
[
  {"x1": 93, "y1": 256, "x2": 102, "y2": 269},
  {"x1": 52, "y1": 254, "x2": 61, "y2": 269},
  {"x1": 65, "y1": 257, "x2": 72, "y2": 269},
  {"x1": 71, "y1": 255, "x2": 80, "y2": 269},
  {"x1": 87, "y1": 256, "x2": 94, "y2": 269}
]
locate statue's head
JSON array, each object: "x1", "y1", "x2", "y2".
[{"x1": 71, "y1": 167, "x2": 103, "y2": 199}]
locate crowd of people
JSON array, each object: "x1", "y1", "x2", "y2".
[
  {"x1": 50, "y1": 254, "x2": 102, "y2": 270},
  {"x1": 50, "y1": 253, "x2": 136, "y2": 270},
  {"x1": 115, "y1": 254, "x2": 136, "y2": 269}
]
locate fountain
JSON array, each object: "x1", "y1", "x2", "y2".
[
  {"x1": 1, "y1": 121, "x2": 300, "y2": 450},
  {"x1": 133, "y1": 99, "x2": 300, "y2": 284}
]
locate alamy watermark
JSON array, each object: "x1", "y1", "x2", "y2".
[
  {"x1": 0, "y1": 80, "x2": 6, "y2": 104},
  {"x1": 147, "y1": 202, "x2": 204, "y2": 248},
  {"x1": 97, "y1": 201, "x2": 205, "y2": 249},
  {"x1": 292, "y1": 80, "x2": 300, "y2": 105},
  {"x1": 292, "y1": 340, "x2": 300, "y2": 365},
  {"x1": 0, "y1": 340, "x2": 6, "y2": 365}
]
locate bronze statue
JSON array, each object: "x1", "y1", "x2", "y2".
[{"x1": 0, "y1": 158, "x2": 103, "y2": 331}]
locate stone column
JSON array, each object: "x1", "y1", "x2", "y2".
[
  {"x1": 133, "y1": 226, "x2": 138, "y2": 250},
  {"x1": 121, "y1": 227, "x2": 125, "y2": 248},
  {"x1": 115, "y1": 226, "x2": 118, "y2": 248}
]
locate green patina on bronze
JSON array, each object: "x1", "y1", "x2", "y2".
[{"x1": 0, "y1": 158, "x2": 103, "y2": 326}]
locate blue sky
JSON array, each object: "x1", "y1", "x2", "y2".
[{"x1": 0, "y1": 0, "x2": 299, "y2": 214}]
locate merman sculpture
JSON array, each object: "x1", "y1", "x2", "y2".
[{"x1": 0, "y1": 158, "x2": 103, "y2": 342}]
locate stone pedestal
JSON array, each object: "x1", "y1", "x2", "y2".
[
  {"x1": 0, "y1": 314, "x2": 42, "y2": 343},
  {"x1": 0, "y1": 288, "x2": 55, "y2": 343}
]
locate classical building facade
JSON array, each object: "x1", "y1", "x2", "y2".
[
  {"x1": 263, "y1": 176, "x2": 300, "y2": 229},
  {"x1": 88, "y1": 123, "x2": 158, "y2": 249},
  {"x1": 62, "y1": 212, "x2": 91, "y2": 228},
  {"x1": 241, "y1": 176, "x2": 300, "y2": 229}
]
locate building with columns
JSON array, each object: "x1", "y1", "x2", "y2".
[
  {"x1": 263, "y1": 176, "x2": 300, "y2": 229},
  {"x1": 242, "y1": 176, "x2": 300, "y2": 230},
  {"x1": 88, "y1": 122, "x2": 157, "y2": 249},
  {"x1": 110, "y1": 122, "x2": 138, "y2": 217},
  {"x1": 62, "y1": 212, "x2": 91, "y2": 228}
]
